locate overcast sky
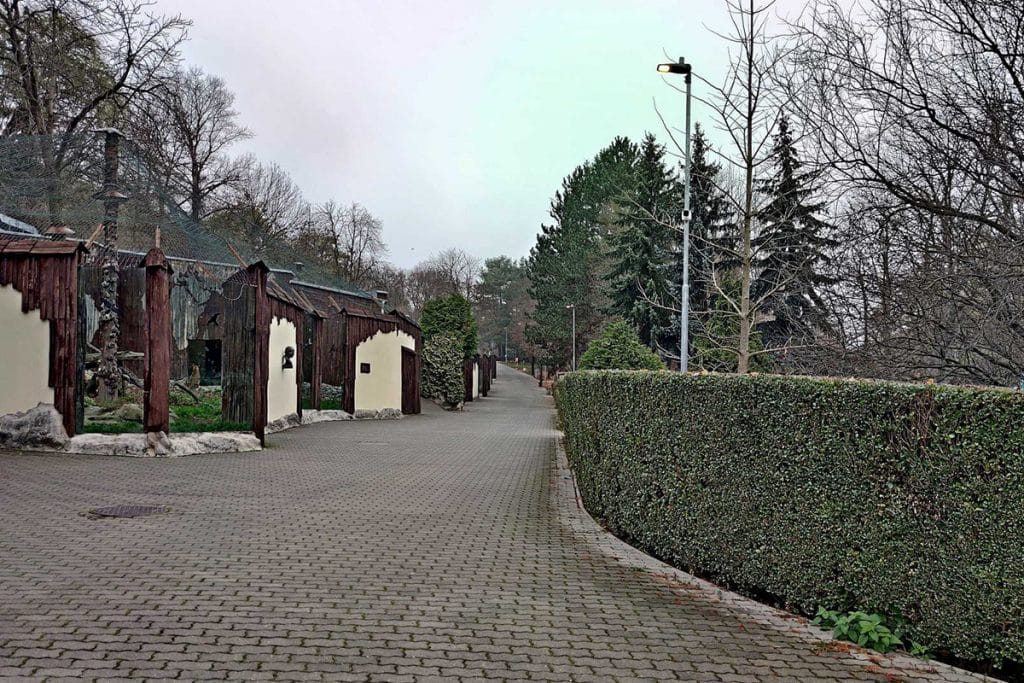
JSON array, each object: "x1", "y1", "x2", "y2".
[{"x1": 155, "y1": 1, "x2": 743, "y2": 269}]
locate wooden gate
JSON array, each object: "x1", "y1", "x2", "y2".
[{"x1": 401, "y1": 346, "x2": 420, "y2": 415}]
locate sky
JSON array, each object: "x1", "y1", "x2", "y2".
[{"x1": 154, "y1": 0, "x2": 741, "y2": 269}]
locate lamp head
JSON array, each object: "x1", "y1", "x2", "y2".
[{"x1": 657, "y1": 58, "x2": 691, "y2": 75}]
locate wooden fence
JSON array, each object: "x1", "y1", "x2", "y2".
[
  {"x1": 0, "y1": 239, "x2": 84, "y2": 436},
  {"x1": 0, "y1": 242, "x2": 425, "y2": 444}
]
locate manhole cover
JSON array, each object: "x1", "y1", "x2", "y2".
[{"x1": 87, "y1": 505, "x2": 170, "y2": 519}]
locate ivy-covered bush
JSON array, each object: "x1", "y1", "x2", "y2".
[
  {"x1": 578, "y1": 321, "x2": 664, "y2": 371},
  {"x1": 421, "y1": 334, "x2": 464, "y2": 409},
  {"x1": 557, "y1": 371, "x2": 1024, "y2": 672},
  {"x1": 420, "y1": 293, "x2": 479, "y2": 358}
]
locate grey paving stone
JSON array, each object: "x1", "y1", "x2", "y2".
[{"x1": 0, "y1": 367, "x2": 995, "y2": 682}]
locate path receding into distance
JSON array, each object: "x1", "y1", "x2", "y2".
[{"x1": 0, "y1": 366, "x2": 992, "y2": 681}]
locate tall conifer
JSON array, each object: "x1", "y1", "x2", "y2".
[{"x1": 754, "y1": 114, "x2": 834, "y2": 348}]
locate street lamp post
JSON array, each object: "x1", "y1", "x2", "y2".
[
  {"x1": 657, "y1": 57, "x2": 693, "y2": 373},
  {"x1": 566, "y1": 304, "x2": 577, "y2": 371}
]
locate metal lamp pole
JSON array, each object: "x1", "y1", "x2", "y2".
[
  {"x1": 566, "y1": 304, "x2": 576, "y2": 371},
  {"x1": 658, "y1": 57, "x2": 693, "y2": 372}
]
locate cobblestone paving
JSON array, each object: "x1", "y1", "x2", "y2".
[{"x1": 0, "y1": 368, "x2": 994, "y2": 682}]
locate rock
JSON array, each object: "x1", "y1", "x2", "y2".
[
  {"x1": 165, "y1": 432, "x2": 261, "y2": 456},
  {"x1": 114, "y1": 403, "x2": 144, "y2": 422},
  {"x1": 353, "y1": 408, "x2": 403, "y2": 420},
  {"x1": 266, "y1": 413, "x2": 302, "y2": 434},
  {"x1": 432, "y1": 397, "x2": 463, "y2": 411},
  {"x1": 84, "y1": 405, "x2": 110, "y2": 420},
  {"x1": 64, "y1": 433, "x2": 148, "y2": 456},
  {"x1": 0, "y1": 404, "x2": 69, "y2": 451},
  {"x1": 146, "y1": 430, "x2": 172, "y2": 457},
  {"x1": 301, "y1": 410, "x2": 353, "y2": 425},
  {"x1": 65, "y1": 431, "x2": 262, "y2": 457},
  {"x1": 301, "y1": 383, "x2": 345, "y2": 401}
]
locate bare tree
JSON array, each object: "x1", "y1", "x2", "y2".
[
  {"x1": 128, "y1": 66, "x2": 250, "y2": 222},
  {"x1": 0, "y1": 0, "x2": 189, "y2": 224},
  {"x1": 426, "y1": 248, "x2": 481, "y2": 300},
  {"x1": 209, "y1": 157, "x2": 308, "y2": 256},
  {"x1": 679, "y1": 0, "x2": 793, "y2": 373},
  {"x1": 789, "y1": 0, "x2": 1024, "y2": 385},
  {"x1": 368, "y1": 262, "x2": 414, "y2": 315},
  {"x1": 316, "y1": 201, "x2": 387, "y2": 288}
]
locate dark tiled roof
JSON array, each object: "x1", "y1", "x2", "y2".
[{"x1": 0, "y1": 238, "x2": 83, "y2": 256}]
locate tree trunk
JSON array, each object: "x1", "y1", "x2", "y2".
[
  {"x1": 736, "y1": 2, "x2": 756, "y2": 375},
  {"x1": 96, "y1": 131, "x2": 124, "y2": 401}
]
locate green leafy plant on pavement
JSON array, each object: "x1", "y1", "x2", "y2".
[{"x1": 814, "y1": 608, "x2": 931, "y2": 658}]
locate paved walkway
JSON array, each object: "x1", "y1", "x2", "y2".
[{"x1": 0, "y1": 367, "x2": 991, "y2": 682}]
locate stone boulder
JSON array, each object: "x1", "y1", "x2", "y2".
[
  {"x1": 0, "y1": 404, "x2": 69, "y2": 451},
  {"x1": 301, "y1": 410, "x2": 353, "y2": 425},
  {"x1": 266, "y1": 412, "x2": 302, "y2": 435},
  {"x1": 353, "y1": 408, "x2": 403, "y2": 420},
  {"x1": 64, "y1": 431, "x2": 261, "y2": 457}
]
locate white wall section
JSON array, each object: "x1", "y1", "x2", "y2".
[
  {"x1": 267, "y1": 317, "x2": 298, "y2": 422},
  {"x1": 0, "y1": 284, "x2": 54, "y2": 417},
  {"x1": 355, "y1": 330, "x2": 415, "y2": 412},
  {"x1": 472, "y1": 362, "x2": 480, "y2": 399}
]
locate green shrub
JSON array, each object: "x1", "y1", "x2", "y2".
[
  {"x1": 557, "y1": 371, "x2": 1024, "y2": 671},
  {"x1": 421, "y1": 293, "x2": 479, "y2": 358},
  {"x1": 578, "y1": 321, "x2": 664, "y2": 371},
  {"x1": 421, "y1": 334, "x2": 464, "y2": 409}
]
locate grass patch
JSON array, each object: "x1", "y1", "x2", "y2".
[
  {"x1": 82, "y1": 421, "x2": 143, "y2": 434},
  {"x1": 170, "y1": 391, "x2": 247, "y2": 432}
]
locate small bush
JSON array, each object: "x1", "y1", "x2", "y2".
[
  {"x1": 557, "y1": 371, "x2": 1024, "y2": 672},
  {"x1": 421, "y1": 334, "x2": 464, "y2": 409},
  {"x1": 578, "y1": 321, "x2": 664, "y2": 371}
]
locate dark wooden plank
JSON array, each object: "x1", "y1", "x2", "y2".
[
  {"x1": 251, "y1": 263, "x2": 269, "y2": 444},
  {"x1": 142, "y1": 249, "x2": 172, "y2": 433},
  {"x1": 221, "y1": 270, "x2": 256, "y2": 428}
]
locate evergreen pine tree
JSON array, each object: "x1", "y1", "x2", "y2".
[
  {"x1": 753, "y1": 114, "x2": 834, "y2": 349},
  {"x1": 527, "y1": 137, "x2": 637, "y2": 367},
  {"x1": 684, "y1": 125, "x2": 733, "y2": 330},
  {"x1": 606, "y1": 133, "x2": 676, "y2": 349}
]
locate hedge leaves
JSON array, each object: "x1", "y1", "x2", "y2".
[{"x1": 557, "y1": 371, "x2": 1024, "y2": 670}]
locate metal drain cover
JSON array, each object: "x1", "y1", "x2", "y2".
[{"x1": 88, "y1": 505, "x2": 170, "y2": 519}]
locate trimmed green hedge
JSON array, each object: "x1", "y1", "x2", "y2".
[{"x1": 557, "y1": 371, "x2": 1024, "y2": 670}]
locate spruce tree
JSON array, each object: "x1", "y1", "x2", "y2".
[
  {"x1": 684, "y1": 125, "x2": 733, "y2": 330},
  {"x1": 607, "y1": 133, "x2": 676, "y2": 349},
  {"x1": 753, "y1": 114, "x2": 834, "y2": 349},
  {"x1": 527, "y1": 137, "x2": 637, "y2": 367}
]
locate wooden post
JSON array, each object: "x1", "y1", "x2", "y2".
[
  {"x1": 530, "y1": 356, "x2": 535, "y2": 378},
  {"x1": 251, "y1": 262, "x2": 270, "y2": 445},
  {"x1": 141, "y1": 248, "x2": 172, "y2": 434},
  {"x1": 95, "y1": 129, "x2": 128, "y2": 401},
  {"x1": 311, "y1": 314, "x2": 323, "y2": 411},
  {"x1": 463, "y1": 358, "x2": 474, "y2": 403}
]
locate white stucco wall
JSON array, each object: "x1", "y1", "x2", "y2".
[
  {"x1": 0, "y1": 284, "x2": 54, "y2": 417},
  {"x1": 354, "y1": 330, "x2": 415, "y2": 412},
  {"x1": 267, "y1": 317, "x2": 298, "y2": 423},
  {"x1": 472, "y1": 362, "x2": 480, "y2": 399}
]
